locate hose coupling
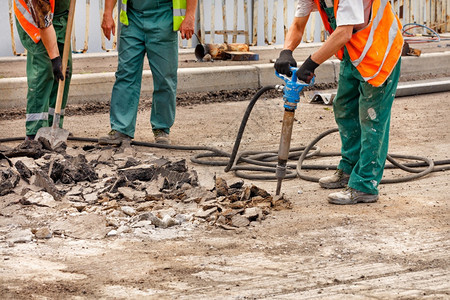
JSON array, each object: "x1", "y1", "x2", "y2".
[{"x1": 275, "y1": 84, "x2": 285, "y2": 92}]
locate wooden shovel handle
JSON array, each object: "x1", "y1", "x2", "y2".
[{"x1": 54, "y1": 0, "x2": 76, "y2": 116}]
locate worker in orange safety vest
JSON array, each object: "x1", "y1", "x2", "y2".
[
  {"x1": 14, "y1": 0, "x2": 72, "y2": 140},
  {"x1": 275, "y1": 0, "x2": 403, "y2": 205}
]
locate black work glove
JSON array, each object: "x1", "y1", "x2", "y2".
[
  {"x1": 297, "y1": 55, "x2": 320, "y2": 83},
  {"x1": 274, "y1": 49, "x2": 297, "y2": 76},
  {"x1": 51, "y1": 56, "x2": 64, "y2": 81}
]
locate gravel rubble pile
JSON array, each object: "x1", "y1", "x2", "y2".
[{"x1": 0, "y1": 139, "x2": 292, "y2": 244}]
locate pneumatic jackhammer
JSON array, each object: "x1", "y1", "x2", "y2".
[{"x1": 275, "y1": 67, "x2": 314, "y2": 195}]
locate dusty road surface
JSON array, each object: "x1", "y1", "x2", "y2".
[{"x1": 0, "y1": 89, "x2": 449, "y2": 299}]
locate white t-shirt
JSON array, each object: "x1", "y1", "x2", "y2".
[{"x1": 295, "y1": 0, "x2": 373, "y2": 31}]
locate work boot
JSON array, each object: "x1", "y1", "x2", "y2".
[
  {"x1": 319, "y1": 169, "x2": 350, "y2": 189},
  {"x1": 327, "y1": 187, "x2": 379, "y2": 205},
  {"x1": 25, "y1": 135, "x2": 35, "y2": 141},
  {"x1": 98, "y1": 130, "x2": 131, "y2": 145},
  {"x1": 153, "y1": 129, "x2": 170, "y2": 145}
]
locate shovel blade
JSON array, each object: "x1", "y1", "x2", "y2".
[{"x1": 35, "y1": 127, "x2": 70, "y2": 148}]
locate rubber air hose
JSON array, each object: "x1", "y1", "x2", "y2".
[{"x1": 224, "y1": 85, "x2": 277, "y2": 172}]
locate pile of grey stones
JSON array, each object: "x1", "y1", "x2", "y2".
[{"x1": 0, "y1": 138, "x2": 291, "y2": 243}]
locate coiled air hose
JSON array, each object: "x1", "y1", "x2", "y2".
[{"x1": 1, "y1": 85, "x2": 449, "y2": 184}]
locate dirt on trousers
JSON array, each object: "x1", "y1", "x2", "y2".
[{"x1": 0, "y1": 89, "x2": 449, "y2": 299}]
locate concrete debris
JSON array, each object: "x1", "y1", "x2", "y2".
[
  {"x1": 33, "y1": 227, "x2": 53, "y2": 239},
  {"x1": 107, "y1": 229, "x2": 118, "y2": 237},
  {"x1": 243, "y1": 207, "x2": 263, "y2": 220},
  {"x1": 67, "y1": 185, "x2": 83, "y2": 196},
  {"x1": 118, "y1": 187, "x2": 145, "y2": 201},
  {"x1": 51, "y1": 214, "x2": 109, "y2": 240},
  {"x1": 0, "y1": 142, "x2": 292, "y2": 244},
  {"x1": 22, "y1": 190, "x2": 57, "y2": 208},
  {"x1": 83, "y1": 192, "x2": 98, "y2": 204},
  {"x1": 6, "y1": 229, "x2": 34, "y2": 244},
  {"x1": 231, "y1": 214, "x2": 250, "y2": 227},
  {"x1": 195, "y1": 207, "x2": 218, "y2": 219},
  {"x1": 121, "y1": 205, "x2": 137, "y2": 216}
]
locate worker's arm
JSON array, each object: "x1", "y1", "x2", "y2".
[
  {"x1": 39, "y1": 25, "x2": 59, "y2": 59},
  {"x1": 27, "y1": 1, "x2": 65, "y2": 81},
  {"x1": 101, "y1": 0, "x2": 117, "y2": 40},
  {"x1": 274, "y1": 16, "x2": 309, "y2": 76},
  {"x1": 284, "y1": 16, "x2": 310, "y2": 51},
  {"x1": 39, "y1": 25, "x2": 65, "y2": 81},
  {"x1": 297, "y1": 25, "x2": 353, "y2": 83},
  {"x1": 310, "y1": 25, "x2": 353, "y2": 64},
  {"x1": 179, "y1": 0, "x2": 198, "y2": 40}
]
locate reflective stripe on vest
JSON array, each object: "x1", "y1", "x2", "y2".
[
  {"x1": 315, "y1": 0, "x2": 403, "y2": 87},
  {"x1": 173, "y1": 0, "x2": 186, "y2": 31},
  {"x1": 119, "y1": 0, "x2": 129, "y2": 26},
  {"x1": 14, "y1": 0, "x2": 55, "y2": 44}
]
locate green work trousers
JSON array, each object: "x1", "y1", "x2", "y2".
[
  {"x1": 110, "y1": 0, "x2": 178, "y2": 138},
  {"x1": 333, "y1": 51, "x2": 401, "y2": 195},
  {"x1": 16, "y1": 12, "x2": 72, "y2": 136}
]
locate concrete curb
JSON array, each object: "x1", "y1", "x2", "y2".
[{"x1": 0, "y1": 51, "x2": 449, "y2": 109}]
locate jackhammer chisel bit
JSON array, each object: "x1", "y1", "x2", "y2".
[{"x1": 275, "y1": 67, "x2": 314, "y2": 195}]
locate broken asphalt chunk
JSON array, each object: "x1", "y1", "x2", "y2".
[
  {"x1": 34, "y1": 170, "x2": 61, "y2": 201},
  {"x1": 215, "y1": 176, "x2": 229, "y2": 196},
  {"x1": 0, "y1": 168, "x2": 20, "y2": 196}
]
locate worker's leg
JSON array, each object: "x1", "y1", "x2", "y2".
[
  {"x1": 48, "y1": 12, "x2": 72, "y2": 128},
  {"x1": 333, "y1": 55, "x2": 362, "y2": 176},
  {"x1": 144, "y1": 0, "x2": 178, "y2": 134},
  {"x1": 348, "y1": 60, "x2": 401, "y2": 195},
  {"x1": 109, "y1": 8, "x2": 146, "y2": 138},
  {"x1": 16, "y1": 19, "x2": 52, "y2": 136}
]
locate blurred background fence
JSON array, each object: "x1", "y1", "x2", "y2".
[{"x1": 2, "y1": 0, "x2": 449, "y2": 57}]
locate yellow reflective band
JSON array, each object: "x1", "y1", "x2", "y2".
[
  {"x1": 173, "y1": 0, "x2": 186, "y2": 31},
  {"x1": 119, "y1": 0, "x2": 128, "y2": 26}
]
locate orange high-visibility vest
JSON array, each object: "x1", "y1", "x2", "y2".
[
  {"x1": 14, "y1": 0, "x2": 55, "y2": 43},
  {"x1": 314, "y1": 0, "x2": 403, "y2": 87}
]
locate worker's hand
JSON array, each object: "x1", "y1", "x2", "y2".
[
  {"x1": 51, "y1": 56, "x2": 64, "y2": 81},
  {"x1": 274, "y1": 49, "x2": 297, "y2": 77},
  {"x1": 179, "y1": 15, "x2": 195, "y2": 40},
  {"x1": 297, "y1": 55, "x2": 319, "y2": 83},
  {"x1": 101, "y1": 12, "x2": 115, "y2": 40}
]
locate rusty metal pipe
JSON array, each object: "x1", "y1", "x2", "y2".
[{"x1": 195, "y1": 43, "x2": 250, "y2": 60}]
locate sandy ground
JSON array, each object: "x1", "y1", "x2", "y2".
[{"x1": 0, "y1": 90, "x2": 449, "y2": 299}]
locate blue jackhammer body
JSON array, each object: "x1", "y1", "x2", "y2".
[{"x1": 275, "y1": 67, "x2": 314, "y2": 195}]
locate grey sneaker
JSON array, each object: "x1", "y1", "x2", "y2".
[
  {"x1": 328, "y1": 187, "x2": 379, "y2": 205},
  {"x1": 153, "y1": 129, "x2": 170, "y2": 145},
  {"x1": 98, "y1": 130, "x2": 131, "y2": 145},
  {"x1": 319, "y1": 169, "x2": 350, "y2": 189}
]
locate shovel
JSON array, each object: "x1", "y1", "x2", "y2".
[{"x1": 35, "y1": 0, "x2": 76, "y2": 148}]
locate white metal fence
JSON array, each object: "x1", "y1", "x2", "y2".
[
  {"x1": 6, "y1": 0, "x2": 450, "y2": 56},
  {"x1": 199, "y1": 0, "x2": 450, "y2": 45}
]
